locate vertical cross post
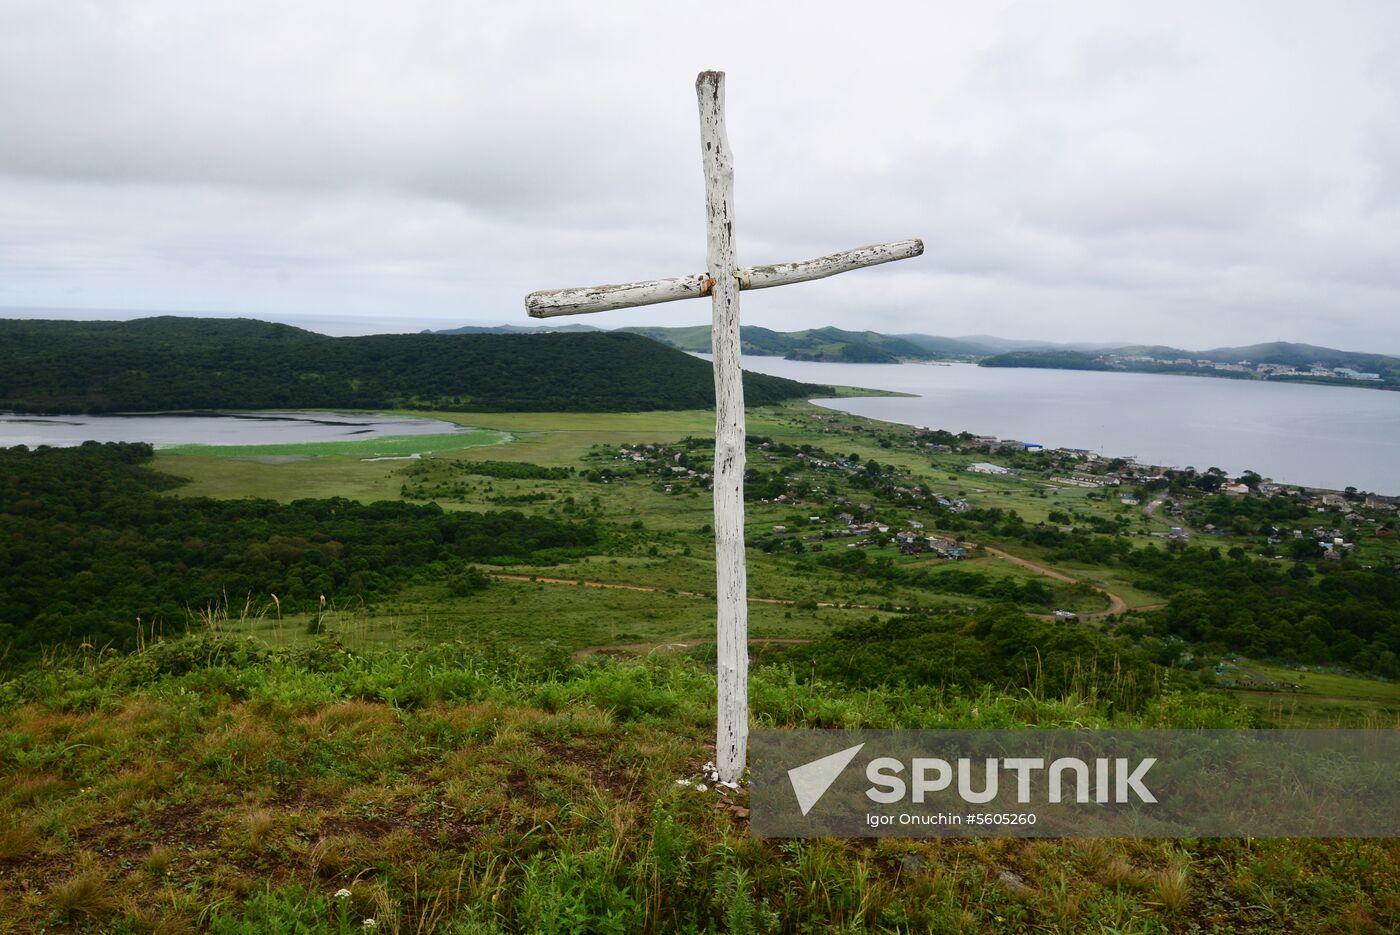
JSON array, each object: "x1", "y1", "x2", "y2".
[{"x1": 697, "y1": 71, "x2": 748, "y2": 784}]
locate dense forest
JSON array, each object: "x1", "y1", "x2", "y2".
[
  {"x1": 0, "y1": 443, "x2": 597, "y2": 663},
  {"x1": 1124, "y1": 547, "x2": 1400, "y2": 675},
  {"x1": 0, "y1": 317, "x2": 821, "y2": 414}
]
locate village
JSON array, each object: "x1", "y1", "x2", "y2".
[
  {"x1": 592, "y1": 423, "x2": 1399, "y2": 574},
  {"x1": 1100, "y1": 352, "x2": 1385, "y2": 382}
]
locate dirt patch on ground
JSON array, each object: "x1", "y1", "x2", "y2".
[
  {"x1": 70, "y1": 800, "x2": 219, "y2": 857},
  {"x1": 317, "y1": 815, "x2": 395, "y2": 840},
  {"x1": 539, "y1": 739, "x2": 642, "y2": 800}
]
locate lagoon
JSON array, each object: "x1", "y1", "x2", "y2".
[
  {"x1": 0, "y1": 411, "x2": 479, "y2": 451},
  {"x1": 731, "y1": 358, "x2": 1400, "y2": 495}
]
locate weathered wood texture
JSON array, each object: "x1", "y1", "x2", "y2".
[
  {"x1": 525, "y1": 239, "x2": 923, "y2": 318},
  {"x1": 738, "y1": 239, "x2": 923, "y2": 290},
  {"x1": 525, "y1": 273, "x2": 711, "y2": 318},
  {"x1": 698, "y1": 70, "x2": 749, "y2": 785}
]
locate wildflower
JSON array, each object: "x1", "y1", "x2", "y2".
[
  {"x1": 363, "y1": 921, "x2": 378, "y2": 930},
  {"x1": 334, "y1": 888, "x2": 352, "y2": 899}
]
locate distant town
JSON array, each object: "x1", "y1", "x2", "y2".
[{"x1": 1103, "y1": 354, "x2": 1382, "y2": 382}]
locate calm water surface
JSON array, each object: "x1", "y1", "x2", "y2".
[
  {"x1": 730, "y1": 358, "x2": 1400, "y2": 495},
  {"x1": 0, "y1": 411, "x2": 467, "y2": 448}
]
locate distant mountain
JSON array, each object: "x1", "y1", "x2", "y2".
[
  {"x1": 0, "y1": 317, "x2": 823, "y2": 414},
  {"x1": 423, "y1": 323, "x2": 1399, "y2": 389},
  {"x1": 981, "y1": 341, "x2": 1400, "y2": 389},
  {"x1": 947, "y1": 335, "x2": 1125, "y2": 354},
  {"x1": 886, "y1": 334, "x2": 996, "y2": 357}
]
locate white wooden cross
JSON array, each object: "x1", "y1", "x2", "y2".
[{"x1": 525, "y1": 71, "x2": 922, "y2": 783}]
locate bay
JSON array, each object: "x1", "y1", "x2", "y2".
[{"x1": 727, "y1": 357, "x2": 1400, "y2": 495}]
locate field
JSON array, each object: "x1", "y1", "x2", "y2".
[{"x1": 3, "y1": 398, "x2": 1398, "y2": 932}]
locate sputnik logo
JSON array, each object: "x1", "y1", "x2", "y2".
[{"x1": 787, "y1": 743, "x2": 865, "y2": 816}]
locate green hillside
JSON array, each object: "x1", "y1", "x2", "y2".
[
  {"x1": 0, "y1": 318, "x2": 822, "y2": 414},
  {"x1": 620, "y1": 325, "x2": 936, "y2": 362}
]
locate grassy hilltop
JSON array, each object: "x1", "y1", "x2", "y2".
[{"x1": 5, "y1": 631, "x2": 1398, "y2": 933}]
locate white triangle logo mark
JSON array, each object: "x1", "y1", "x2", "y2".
[{"x1": 787, "y1": 743, "x2": 865, "y2": 816}]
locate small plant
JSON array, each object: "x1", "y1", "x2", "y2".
[
  {"x1": 243, "y1": 808, "x2": 278, "y2": 851},
  {"x1": 44, "y1": 859, "x2": 112, "y2": 922},
  {"x1": 1150, "y1": 853, "x2": 1192, "y2": 917},
  {"x1": 141, "y1": 843, "x2": 177, "y2": 877}
]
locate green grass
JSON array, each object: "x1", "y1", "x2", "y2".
[
  {"x1": 204, "y1": 579, "x2": 881, "y2": 655},
  {"x1": 1232, "y1": 691, "x2": 1400, "y2": 728},
  {"x1": 157, "y1": 451, "x2": 415, "y2": 502},
  {"x1": 1239, "y1": 663, "x2": 1400, "y2": 702},
  {"x1": 163, "y1": 429, "x2": 510, "y2": 459},
  {"x1": 1219, "y1": 661, "x2": 1400, "y2": 728},
  {"x1": 0, "y1": 634, "x2": 1395, "y2": 933}
]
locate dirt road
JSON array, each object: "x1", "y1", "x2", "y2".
[{"x1": 974, "y1": 545, "x2": 1129, "y2": 617}]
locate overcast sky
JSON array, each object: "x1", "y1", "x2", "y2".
[{"x1": 2, "y1": 1, "x2": 1398, "y2": 351}]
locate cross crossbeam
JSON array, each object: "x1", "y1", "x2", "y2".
[
  {"x1": 525, "y1": 239, "x2": 923, "y2": 317},
  {"x1": 524, "y1": 71, "x2": 922, "y2": 784}
]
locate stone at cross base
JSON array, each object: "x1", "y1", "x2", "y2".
[{"x1": 524, "y1": 70, "x2": 923, "y2": 784}]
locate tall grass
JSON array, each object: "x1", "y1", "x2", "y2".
[{"x1": 0, "y1": 632, "x2": 1389, "y2": 933}]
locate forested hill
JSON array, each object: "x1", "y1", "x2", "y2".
[{"x1": 0, "y1": 317, "x2": 823, "y2": 413}]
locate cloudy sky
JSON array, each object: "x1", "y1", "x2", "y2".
[{"x1": 2, "y1": 1, "x2": 1398, "y2": 351}]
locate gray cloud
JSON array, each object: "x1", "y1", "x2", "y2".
[{"x1": 0, "y1": 0, "x2": 1398, "y2": 352}]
